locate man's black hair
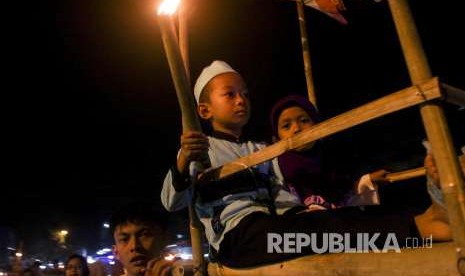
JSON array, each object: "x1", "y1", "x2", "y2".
[{"x1": 109, "y1": 201, "x2": 168, "y2": 235}]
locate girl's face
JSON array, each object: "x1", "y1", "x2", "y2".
[
  {"x1": 65, "y1": 258, "x2": 84, "y2": 276},
  {"x1": 277, "y1": 106, "x2": 316, "y2": 140}
]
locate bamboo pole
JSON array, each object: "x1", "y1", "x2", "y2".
[
  {"x1": 199, "y1": 78, "x2": 441, "y2": 182},
  {"x1": 387, "y1": 0, "x2": 465, "y2": 272},
  {"x1": 178, "y1": 1, "x2": 205, "y2": 275},
  {"x1": 386, "y1": 167, "x2": 426, "y2": 183},
  {"x1": 179, "y1": 1, "x2": 191, "y2": 86},
  {"x1": 296, "y1": 0, "x2": 317, "y2": 108},
  {"x1": 159, "y1": 4, "x2": 206, "y2": 275},
  {"x1": 159, "y1": 15, "x2": 200, "y2": 132},
  {"x1": 386, "y1": 154, "x2": 465, "y2": 183}
]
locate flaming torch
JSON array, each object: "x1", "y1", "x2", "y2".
[
  {"x1": 158, "y1": 0, "x2": 200, "y2": 133},
  {"x1": 158, "y1": 1, "x2": 206, "y2": 274}
]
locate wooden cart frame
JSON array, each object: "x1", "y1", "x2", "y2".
[{"x1": 164, "y1": 0, "x2": 465, "y2": 274}]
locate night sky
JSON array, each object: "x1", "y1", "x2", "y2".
[{"x1": 3, "y1": 0, "x2": 465, "y2": 260}]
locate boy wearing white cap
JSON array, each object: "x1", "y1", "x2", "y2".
[
  {"x1": 161, "y1": 60, "x2": 451, "y2": 268},
  {"x1": 162, "y1": 60, "x2": 305, "y2": 266},
  {"x1": 161, "y1": 60, "x2": 301, "y2": 261}
]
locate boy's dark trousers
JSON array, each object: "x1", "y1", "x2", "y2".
[{"x1": 216, "y1": 205, "x2": 420, "y2": 268}]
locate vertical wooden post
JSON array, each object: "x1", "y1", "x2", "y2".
[
  {"x1": 178, "y1": 1, "x2": 205, "y2": 275},
  {"x1": 296, "y1": 0, "x2": 317, "y2": 108},
  {"x1": 387, "y1": 0, "x2": 465, "y2": 272}
]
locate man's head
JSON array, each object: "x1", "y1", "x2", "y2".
[
  {"x1": 110, "y1": 202, "x2": 168, "y2": 276},
  {"x1": 194, "y1": 60, "x2": 250, "y2": 137}
]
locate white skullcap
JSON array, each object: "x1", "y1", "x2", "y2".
[{"x1": 193, "y1": 60, "x2": 237, "y2": 104}]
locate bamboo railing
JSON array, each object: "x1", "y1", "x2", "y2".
[
  {"x1": 160, "y1": 0, "x2": 465, "y2": 275},
  {"x1": 203, "y1": 80, "x2": 464, "y2": 276},
  {"x1": 201, "y1": 0, "x2": 465, "y2": 275},
  {"x1": 387, "y1": 1, "x2": 465, "y2": 273},
  {"x1": 199, "y1": 78, "x2": 442, "y2": 182}
]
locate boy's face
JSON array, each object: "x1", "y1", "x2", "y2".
[
  {"x1": 199, "y1": 72, "x2": 250, "y2": 135},
  {"x1": 112, "y1": 222, "x2": 164, "y2": 276},
  {"x1": 277, "y1": 106, "x2": 316, "y2": 140}
]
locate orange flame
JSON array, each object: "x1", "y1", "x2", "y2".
[{"x1": 158, "y1": 0, "x2": 181, "y2": 15}]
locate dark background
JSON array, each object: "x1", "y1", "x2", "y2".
[{"x1": 2, "y1": 0, "x2": 464, "y2": 262}]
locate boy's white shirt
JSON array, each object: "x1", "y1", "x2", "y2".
[{"x1": 161, "y1": 136, "x2": 301, "y2": 251}]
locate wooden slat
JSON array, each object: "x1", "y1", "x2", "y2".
[
  {"x1": 207, "y1": 242, "x2": 460, "y2": 276},
  {"x1": 442, "y1": 83, "x2": 465, "y2": 106},
  {"x1": 386, "y1": 167, "x2": 426, "y2": 183},
  {"x1": 385, "y1": 154, "x2": 464, "y2": 183},
  {"x1": 199, "y1": 77, "x2": 441, "y2": 182}
]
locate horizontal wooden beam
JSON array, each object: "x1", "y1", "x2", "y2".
[
  {"x1": 442, "y1": 83, "x2": 465, "y2": 107},
  {"x1": 385, "y1": 154, "x2": 464, "y2": 183},
  {"x1": 199, "y1": 77, "x2": 441, "y2": 182},
  {"x1": 386, "y1": 167, "x2": 426, "y2": 183},
  {"x1": 207, "y1": 242, "x2": 458, "y2": 276}
]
